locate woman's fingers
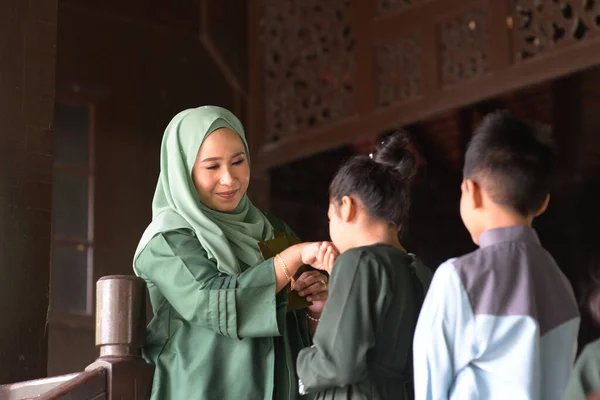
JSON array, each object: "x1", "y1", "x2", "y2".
[{"x1": 296, "y1": 271, "x2": 328, "y2": 297}]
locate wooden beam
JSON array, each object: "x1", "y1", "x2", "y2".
[
  {"x1": 487, "y1": 0, "x2": 511, "y2": 72},
  {"x1": 247, "y1": 0, "x2": 266, "y2": 158},
  {"x1": 199, "y1": 0, "x2": 249, "y2": 99},
  {"x1": 351, "y1": 0, "x2": 376, "y2": 115},
  {"x1": 372, "y1": 0, "x2": 475, "y2": 39},
  {"x1": 255, "y1": 38, "x2": 600, "y2": 170}
]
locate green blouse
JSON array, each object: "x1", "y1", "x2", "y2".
[{"x1": 135, "y1": 215, "x2": 313, "y2": 400}]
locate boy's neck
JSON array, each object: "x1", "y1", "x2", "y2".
[{"x1": 477, "y1": 207, "x2": 534, "y2": 240}]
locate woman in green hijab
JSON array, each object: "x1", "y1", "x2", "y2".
[{"x1": 133, "y1": 106, "x2": 335, "y2": 400}]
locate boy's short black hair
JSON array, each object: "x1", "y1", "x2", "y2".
[{"x1": 463, "y1": 110, "x2": 556, "y2": 217}]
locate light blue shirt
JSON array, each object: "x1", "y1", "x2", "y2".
[{"x1": 413, "y1": 226, "x2": 580, "y2": 400}]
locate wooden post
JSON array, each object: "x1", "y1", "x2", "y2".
[{"x1": 85, "y1": 276, "x2": 154, "y2": 399}]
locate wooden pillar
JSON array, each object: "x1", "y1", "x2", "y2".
[{"x1": 0, "y1": 0, "x2": 57, "y2": 383}]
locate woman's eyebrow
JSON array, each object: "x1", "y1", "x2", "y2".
[{"x1": 201, "y1": 152, "x2": 245, "y2": 163}]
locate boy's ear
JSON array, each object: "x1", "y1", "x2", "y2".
[
  {"x1": 340, "y1": 195, "x2": 356, "y2": 223},
  {"x1": 534, "y1": 194, "x2": 550, "y2": 217},
  {"x1": 464, "y1": 179, "x2": 483, "y2": 209}
]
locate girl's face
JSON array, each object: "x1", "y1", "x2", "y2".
[{"x1": 192, "y1": 128, "x2": 250, "y2": 212}]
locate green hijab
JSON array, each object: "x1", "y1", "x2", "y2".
[{"x1": 133, "y1": 106, "x2": 274, "y2": 275}]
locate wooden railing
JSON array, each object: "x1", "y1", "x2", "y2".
[{"x1": 0, "y1": 276, "x2": 154, "y2": 400}]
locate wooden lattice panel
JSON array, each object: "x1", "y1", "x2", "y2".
[
  {"x1": 378, "y1": 0, "x2": 429, "y2": 13},
  {"x1": 512, "y1": 0, "x2": 600, "y2": 60},
  {"x1": 439, "y1": 6, "x2": 489, "y2": 86},
  {"x1": 376, "y1": 36, "x2": 422, "y2": 107},
  {"x1": 253, "y1": 0, "x2": 600, "y2": 168},
  {"x1": 262, "y1": 0, "x2": 356, "y2": 142}
]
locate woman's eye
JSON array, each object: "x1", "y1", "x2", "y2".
[
  {"x1": 232, "y1": 159, "x2": 245, "y2": 166},
  {"x1": 206, "y1": 164, "x2": 219, "y2": 170}
]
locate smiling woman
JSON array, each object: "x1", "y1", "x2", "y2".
[
  {"x1": 192, "y1": 128, "x2": 250, "y2": 212},
  {"x1": 133, "y1": 106, "x2": 337, "y2": 400}
]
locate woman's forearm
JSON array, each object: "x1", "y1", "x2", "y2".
[{"x1": 273, "y1": 243, "x2": 305, "y2": 292}]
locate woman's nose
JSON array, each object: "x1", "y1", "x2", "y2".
[{"x1": 219, "y1": 169, "x2": 234, "y2": 185}]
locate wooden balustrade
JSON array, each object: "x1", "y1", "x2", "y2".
[{"x1": 0, "y1": 275, "x2": 154, "y2": 400}]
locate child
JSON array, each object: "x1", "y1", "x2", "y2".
[
  {"x1": 296, "y1": 131, "x2": 432, "y2": 399},
  {"x1": 564, "y1": 255, "x2": 600, "y2": 399},
  {"x1": 413, "y1": 111, "x2": 580, "y2": 400}
]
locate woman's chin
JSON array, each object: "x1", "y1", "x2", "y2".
[{"x1": 211, "y1": 198, "x2": 242, "y2": 213}]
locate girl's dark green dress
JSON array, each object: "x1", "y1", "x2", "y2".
[
  {"x1": 563, "y1": 338, "x2": 600, "y2": 399},
  {"x1": 296, "y1": 244, "x2": 432, "y2": 400}
]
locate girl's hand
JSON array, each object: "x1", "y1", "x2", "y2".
[
  {"x1": 299, "y1": 242, "x2": 323, "y2": 265},
  {"x1": 313, "y1": 242, "x2": 338, "y2": 274}
]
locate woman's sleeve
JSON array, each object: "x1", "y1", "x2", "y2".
[{"x1": 135, "y1": 229, "x2": 286, "y2": 340}]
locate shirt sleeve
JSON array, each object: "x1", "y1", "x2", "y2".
[
  {"x1": 296, "y1": 250, "x2": 385, "y2": 392},
  {"x1": 135, "y1": 229, "x2": 286, "y2": 340},
  {"x1": 412, "y1": 259, "x2": 476, "y2": 400}
]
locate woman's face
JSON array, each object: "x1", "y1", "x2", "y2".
[{"x1": 192, "y1": 128, "x2": 250, "y2": 212}]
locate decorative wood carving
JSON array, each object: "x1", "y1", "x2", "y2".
[
  {"x1": 262, "y1": 0, "x2": 356, "y2": 142},
  {"x1": 439, "y1": 7, "x2": 489, "y2": 86},
  {"x1": 251, "y1": 0, "x2": 600, "y2": 168},
  {"x1": 512, "y1": 0, "x2": 600, "y2": 60},
  {"x1": 376, "y1": 37, "x2": 422, "y2": 107},
  {"x1": 378, "y1": 0, "x2": 428, "y2": 13}
]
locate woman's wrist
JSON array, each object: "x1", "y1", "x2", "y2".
[
  {"x1": 274, "y1": 244, "x2": 304, "y2": 291},
  {"x1": 281, "y1": 243, "x2": 303, "y2": 273}
]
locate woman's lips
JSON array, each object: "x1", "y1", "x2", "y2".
[{"x1": 216, "y1": 189, "x2": 238, "y2": 200}]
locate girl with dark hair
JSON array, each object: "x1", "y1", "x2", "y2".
[{"x1": 295, "y1": 131, "x2": 432, "y2": 400}]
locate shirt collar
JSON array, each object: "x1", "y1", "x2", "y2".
[{"x1": 478, "y1": 225, "x2": 541, "y2": 248}]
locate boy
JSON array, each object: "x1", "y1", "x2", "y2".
[{"x1": 413, "y1": 111, "x2": 580, "y2": 400}]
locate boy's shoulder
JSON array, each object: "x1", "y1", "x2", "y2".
[
  {"x1": 435, "y1": 247, "x2": 485, "y2": 277},
  {"x1": 452, "y1": 227, "x2": 555, "y2": 277},
  {"x1": 449, "y1": 240, "x2": 537, "y2": 286},
  {"x1": 452, "y1": 246, "x2": 490, "y2": 271},
  {"x1": 439, "y1": 235, "x2": 577, "y2": 324}
]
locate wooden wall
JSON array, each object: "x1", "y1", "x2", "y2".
[
  {"x1": 0, "y1": 0, "x2": 57, "y2": 384},
  {"x1": 48, "y1": 0, "x2": 248, "y2": 375}
]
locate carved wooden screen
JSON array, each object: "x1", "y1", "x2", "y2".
[{"x1": 249, "y1": 0, "x2": 600, "y2": 169}]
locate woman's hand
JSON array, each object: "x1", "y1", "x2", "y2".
[{"x1": 295, "y1": 270, "x2": 329, "y2": 316}]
